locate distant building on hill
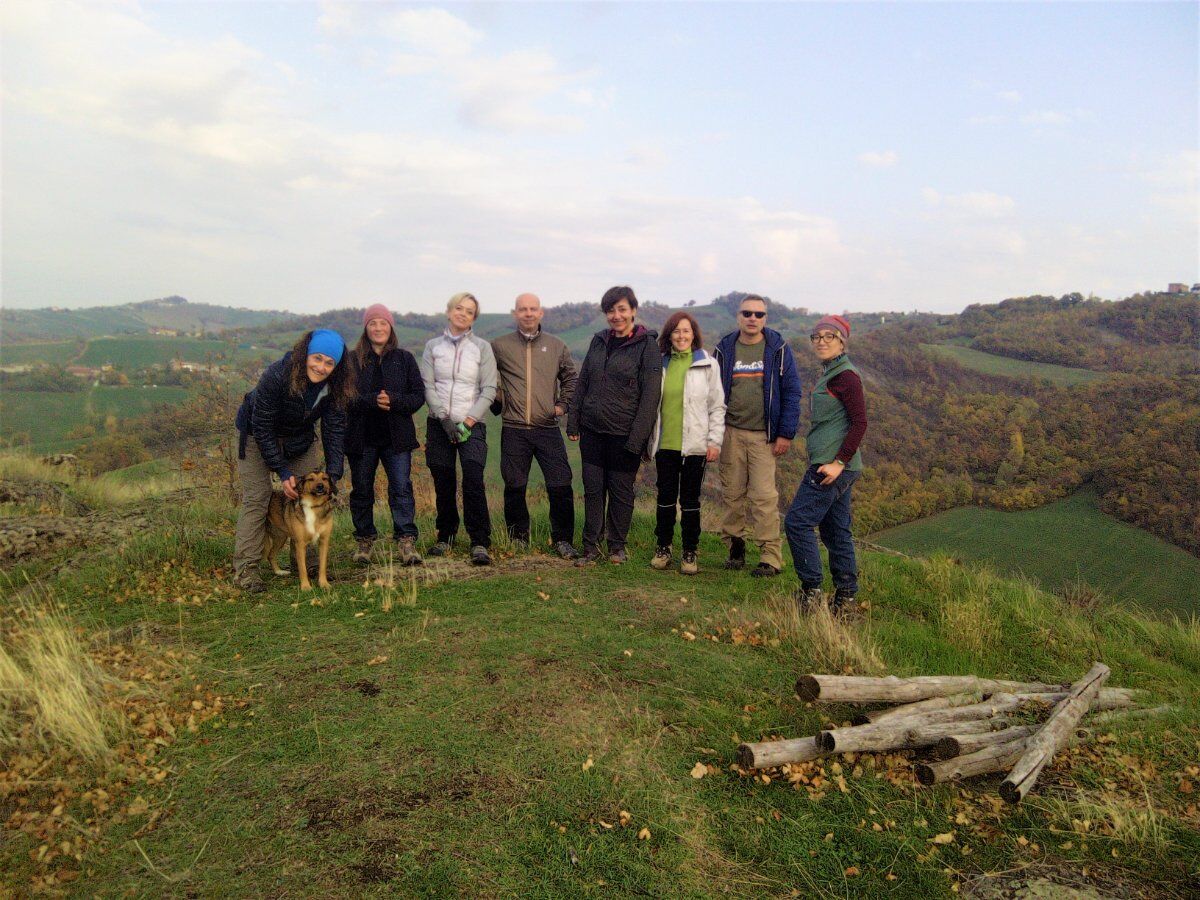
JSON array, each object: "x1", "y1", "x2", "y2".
[
  {"x1": 66, "y1": 365, "x2": 101, "y2": 378},
  {"x1": 1167, "y1": 282, "x2": 1188, "y2": 293}
]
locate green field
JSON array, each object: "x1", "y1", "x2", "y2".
[
  {"x1": 921, "y1": 343, "x2": 1107, "y2": 387},
  {"x1": 0, "y1": 340, "x2": 82, "y2": 366},
  {"x1": 75, "y1": 336, "x2": 238, "y2": 368},
  {"x1": 870, "y1": 489, "x2": 1200, "y2": 618},
  {"x1": 2, "y1": 490, "x2": 1197, "y2": 896},
  {"x1": 0, "y1": 385, "x2": 190, "y2": 450}
]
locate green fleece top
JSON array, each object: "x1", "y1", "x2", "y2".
[{"x1": 659, "y1": 350, "x2": 691, "y2": 452}]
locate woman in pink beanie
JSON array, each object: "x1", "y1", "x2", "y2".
[{"x1": 345, "y1": 303, "x2": 427, "y2": 566}]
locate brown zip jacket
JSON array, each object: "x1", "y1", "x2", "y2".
[{"x1": 490, "y1": 328, "x2": 578, "y2": 429}]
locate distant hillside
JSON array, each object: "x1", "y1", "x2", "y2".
[
  {"x1": 1, "y1": 296, "x2": 300, "y2": 342},
  {"x1": 927, "y1": 292, "x2": 1200, "y2": 375},
  {"x1": 227, "y1": 293, "x2": 921, "y2": 360}
]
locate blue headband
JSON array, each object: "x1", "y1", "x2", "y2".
[{"x1": 307, "y1": 329, "x2": 345, "y2": 365}]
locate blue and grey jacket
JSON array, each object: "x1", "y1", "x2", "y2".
[{"x1": 713, "y1": 326, "x2": 802, "y2": 442}]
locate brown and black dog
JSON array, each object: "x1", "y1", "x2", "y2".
[{"x1": 263, "y1": 471, "x2": 336, "y2": 591}]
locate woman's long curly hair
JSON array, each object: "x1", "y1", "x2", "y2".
[{"x1": 284, "y1": 331, "x2": 357, "y2": 409}]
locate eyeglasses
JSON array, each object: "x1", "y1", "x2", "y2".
[
  {"x1": 739, "y1": 310, "x2": 766, "y2": 319},
  {"x1": 810, "y1": 332, "x2": 842, "y2": 344}
]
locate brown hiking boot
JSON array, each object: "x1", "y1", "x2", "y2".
[
  {"x1": 396, "y1": 536, "x2": 423, "y2": 566},
  {"x1": 353, "y1": 538, "x2": 374, "y2": 564},
  {"x1": 680, "y1": 551, "x2": 699, "y2": 575}
]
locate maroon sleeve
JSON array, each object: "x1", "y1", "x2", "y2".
[{"x1": 826, "y1": 370, "x2": 867, "y2": 463}]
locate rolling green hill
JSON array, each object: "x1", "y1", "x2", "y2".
[
  {"x1": 869, "y1": 489, "x2": 1200, "y2": 618},
  {"x1": 0, "y1": 385, "x2": 191, "y2": 451},
  {"x1": 1, "y1": 296, "x2": 298, "y2": 342},
  {"x1": 920, "y1": 343, "x2": 1107, "y2": 387},
  {"x1": 75, "y1": 336, "x2": 239, "y2": 368},
  {"x1": 2, "y1": 481, "x2": 1197, "y2": 897}
]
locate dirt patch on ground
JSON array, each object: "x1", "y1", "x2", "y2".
[{"x1": 962, "y1": 864, "x2": 1183, "y2": 899}]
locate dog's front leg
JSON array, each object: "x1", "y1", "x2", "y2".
[
  {"x1": 317, "y1": 531, "x2": 331, "y2": 589},
  {"x1": 295, "y1": 538, "x2": 312, "y2": 591}
]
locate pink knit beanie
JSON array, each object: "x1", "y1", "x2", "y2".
[
  {"x1": 813, "y1": 314, "x2": 850, "y2": 342},
  {"x1": 363, "y1": 303, "x2": 395, "y2": 328}
]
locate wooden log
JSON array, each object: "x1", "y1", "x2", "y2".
[
  {"x1": 1012, "y1": 689, "x2": 1133, "y2": 711},
  {"x1": 1000, "y1": 662, "x2": 1110, "y2": 805},
  {"x1": 1088, "y1": 704, "x2": 1171, "y2": 725},
  {"x1": 795, "y1": 673, "x2": 1133, "y2": 705},
  {"x1": 905, "y1": 718, "x2": 1009, "y2": 748},
  {"x1": 915, "y1": 737, "x2": 1028, "y2": 786},
  {"x1": 931, "y1": 724, "x2": 1037, "y2": 761},
  {"x1": 818, "y1": 693, "x2": 1024, "y2": 754},
  {"x1": 851, "y1": 692, "x2": 980, "y2": 726},
  {"x1": 737, "y1": 736, "x2": 823, "y2": 769}
]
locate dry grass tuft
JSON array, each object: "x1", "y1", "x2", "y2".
[
  {"x1": 0, "y1": 599, "x2": 125, "y2": 761},
  {"x1": 0, "y1": 450, "x2": 185, "y2": 509},
  {"x1": 757, "y1": 590, "x2": 885, "y2": 675},
  {"x1": 1033, "y1": 788, "x2": 1174, "y2": 856}
]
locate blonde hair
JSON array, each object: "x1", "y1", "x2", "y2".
[{"x1": 446, "y1": 292, "x2": 479, "y2": 320}]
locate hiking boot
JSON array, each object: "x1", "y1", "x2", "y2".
[
  {"x1": 608, "y1": 547, "x2": 628, "y2": 565},
  {"x1": 750, "y1": 563, "x2": 780, "y2": 579},
  {"x1": 554, "y1": 541, "x2": 581, "y2": 560},
  {"x1": 470, "y1": 545, "x2": 492, "y2": 566},
  {"x1": 510, "y1": 535, "x2": 530, "y2": 551},
  {"x1": 396, "y1": 536, "x2": 422, "y2": 566},
  {"x1": 680, "y1": 551, "x2": 699, "y2": 576},
  {"x1": 831, "y1": 590, "x2": 860, "y2": 620},
  {"x1": 238, "y1": 575, "x2": 266, "y2": 595},
  {"x1": 428, "y1": 540, "x2": 452, "y2": 557},
  {"x1": 353, "y1": 538, "x2": 374, "y2": 564},
  {"x1": 574, "y1": 548, "x2": 600, "y2": 567},
  {"x1": 796, "y1": 587, "x2": 825, "y2": 614},
  {"x1": 724, "y1": 536, "x2": 746, "y2": 570},
  {"x1": 650, "y1": 546, "x2": 672, "y2": 570}
]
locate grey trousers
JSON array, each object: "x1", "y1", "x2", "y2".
[{"x1": 233, "y1": 435, "x2": 321, "y2": 583}]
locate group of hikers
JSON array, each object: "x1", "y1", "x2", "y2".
[{"x1": 232, "y1": 288, "x2": 868, "y2": 615}]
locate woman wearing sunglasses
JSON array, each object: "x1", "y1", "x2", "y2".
[{"x1": 783, "y1": 315, "x2": 868, "y2": 617}]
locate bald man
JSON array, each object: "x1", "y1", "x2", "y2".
[{"x1": 490, "y1": 293, "x2": 580, "y2": 558}]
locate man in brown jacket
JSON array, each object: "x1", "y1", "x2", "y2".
[{"x1": 491, "y1": 293, "x2": 580, "y2": 558}]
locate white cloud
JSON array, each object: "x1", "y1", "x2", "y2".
[
  {"x1": 858, "y1": 150, "x2": 898, "y2": 168},
  {"x1": 996, "y1": 90, "x2": 1022, "y2": 104},
  {"x1": 380, "y1": 8, "x2": 483, "y2": 57}
]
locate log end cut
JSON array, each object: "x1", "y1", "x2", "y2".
[
  {"x1": 736, "y1": 744, "x2": 756, "y2": 769},
  {"x1": 794, "y1": 675, "x2": 821, "y2": 702},
  {"x1": 914, "y1": 763, "x2": 937, "y2": 786},
  {"x1": 816, "y1": 731, "x2": 836, "y2": 754},
  {"x1": 999, "y1": 779, "x2": 1023, "y2": 805},
  {"x1": 931, "y1": 737, "x2": 959, "y2": 761}
]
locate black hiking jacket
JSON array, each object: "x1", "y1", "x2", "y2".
[{"x1": 567, "y1": 325, "x2": 663, "y2": 456}]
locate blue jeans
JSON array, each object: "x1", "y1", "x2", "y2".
[
  {"x1": 348, "y1": 446, "x2": 417, "y2": 540},
  {"x1": 784, "y1": 465, "x2": 861, "y2": 592}
]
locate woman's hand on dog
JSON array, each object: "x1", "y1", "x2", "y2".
[{"x1": 282, "y1": 475, "x2": 300, "y2": 501}]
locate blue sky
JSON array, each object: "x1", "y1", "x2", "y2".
[{"x1": 2, "y1": 1, "x2": 1196, "y2": 315}]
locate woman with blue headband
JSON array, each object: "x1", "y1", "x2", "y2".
[{"x1": 233, "y1": 328, "x2": 356, "y2": 593}]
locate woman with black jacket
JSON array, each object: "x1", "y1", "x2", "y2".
[
  {"x1": 347, "y1": 304, "x2": 426, "y2": 566},
  {"x1": 233, "y1": 329, "x2": 354, "y2": 593},
  {"x1": 566, "y1": 286, "x2": 662, "y2": 565}
]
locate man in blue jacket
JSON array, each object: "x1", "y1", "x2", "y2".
[{"x1": 713, "y1": 295, "x2": 802, "y2": 577}]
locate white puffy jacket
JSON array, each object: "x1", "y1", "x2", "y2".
[
  {"x1": 648, "y1": 350, "x2": 726, "y2": 457},
  {"x1": 419, "y1": 330, "x2": 498, "y2": 424}
]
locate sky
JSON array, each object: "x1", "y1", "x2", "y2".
[{"x1": 1, "y1": 1, "x2": 1197, "y2": 316}]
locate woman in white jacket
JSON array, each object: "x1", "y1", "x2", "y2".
[
  {"x1": 418, "y1": 292, "x2": 498, "y2": 565},
  {"x1": 647, "y1": 311, "x2": 726, "y2": 574}
]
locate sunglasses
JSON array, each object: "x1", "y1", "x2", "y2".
[
  {"x1": 810, "y1": 332, "x2": 842, "y2": 344},
  {"x1": 739, "y1": 310, "x2": 766, "y2": 319}
]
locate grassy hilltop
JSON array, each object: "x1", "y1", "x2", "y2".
[{"x1": 1, "y1": 457, "x2": 1198, "y2": 897}]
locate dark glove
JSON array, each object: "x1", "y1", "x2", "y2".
[{"x1": 441, "y1": 417, "x2": 459, "y2": 443}]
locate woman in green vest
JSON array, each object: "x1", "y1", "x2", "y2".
[{"x1": 784, "y1": 315, "x2": 868, "y2": 617}]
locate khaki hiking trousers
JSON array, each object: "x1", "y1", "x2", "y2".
[
  {"x1": 718, "y1": 425, "x2": 783, "y2": 570},
  {"x1": 233, "y1": 437, "x2": 322, "y2": 584}
]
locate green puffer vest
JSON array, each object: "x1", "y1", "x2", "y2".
[{"x1": 806, "y1": 354, "x2": 862, "y2": 471}]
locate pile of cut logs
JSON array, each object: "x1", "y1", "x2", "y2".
[{"x1": 738, "y1": 663, "x2": 1140, "y2": 803}]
